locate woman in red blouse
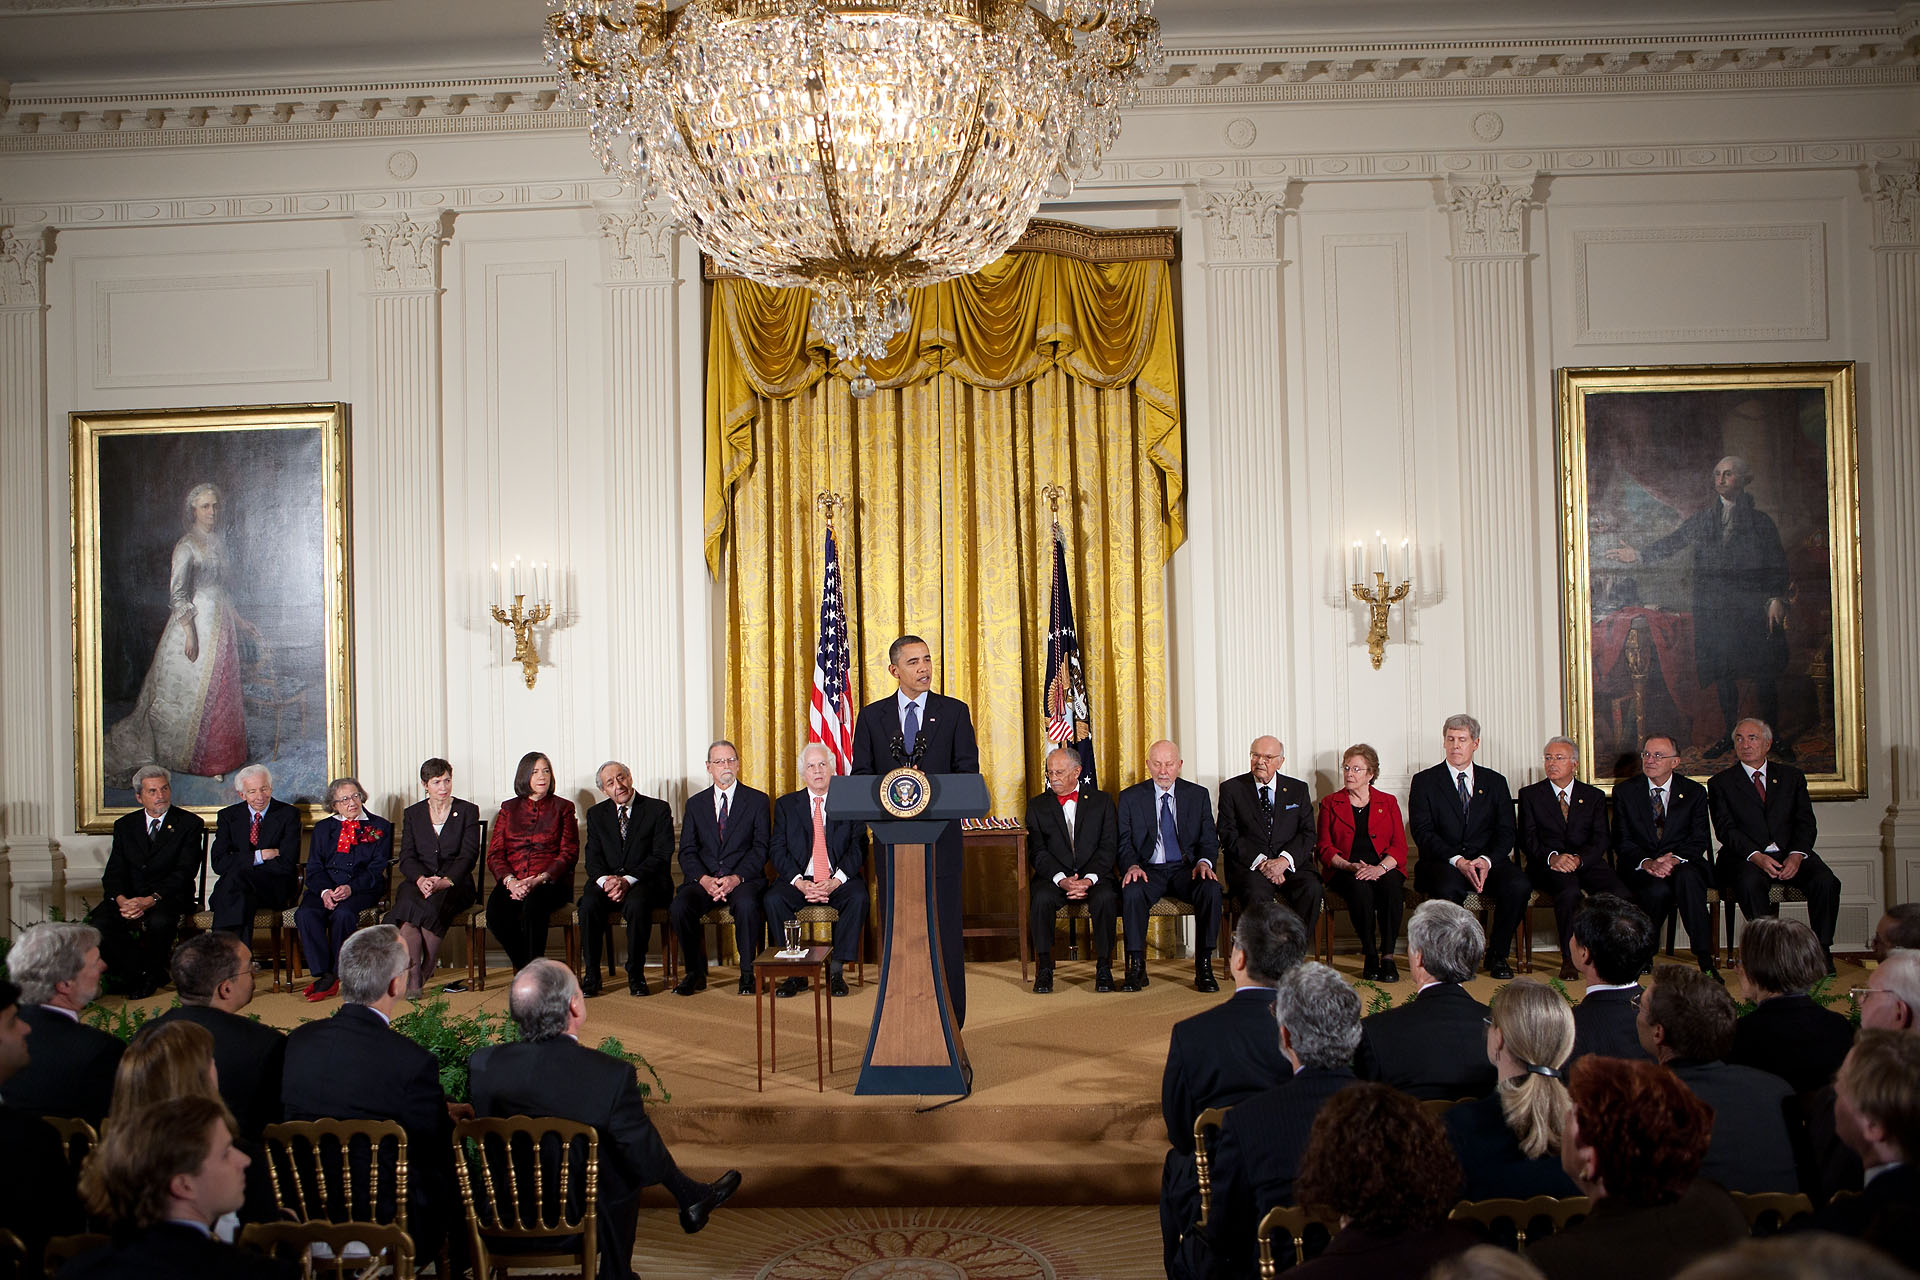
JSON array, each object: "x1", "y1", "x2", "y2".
[
  {"x1": 1316, "y1": 742, "x2": 1409, "y2": 984},
  {"x1": 485, "y1": 751, "x2": 579, "y2": 973}
]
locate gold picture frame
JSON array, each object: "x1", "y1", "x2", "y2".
[
  {"x1": 72, "y1": 403, "x2": 355, "y2": 832},
  {"x1": 1557, "y1": 363, "x2": 1862, "y2": 799}
]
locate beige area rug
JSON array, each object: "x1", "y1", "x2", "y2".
[{"x1": 633, "y1": 1206, "x2": 1162, "y2": 1280}]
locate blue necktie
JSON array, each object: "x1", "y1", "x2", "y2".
[
  {"x1": 1457, "y1": 771, "x2": 1471, "y2": 814},
  {"x1": 903, "y1": 700, "x2": 920, "y2": 754},
  {"x1": 1158, "y1": 792, "x2": 1178, "y2": 865}
]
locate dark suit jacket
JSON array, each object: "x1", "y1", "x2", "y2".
[
  {"x1": 1116, "y1": 778, "x2": 1219, "y2": 874},
  {"x1": 149, "y1": 1003, "x2": 287, "y2": 1137},
  {"x1": 1517, "y1": 778, "x2": 1611, "y2": 874},
  {"x1": 103, "y1": 806, "x2": 206, "y2": 915},
  {"x1": 1612, "y1": 773, "x2": 1711, "y2": 872},
  {"x1": 6, "y1": 1003, "x2": 125, "y2": 1124},
  {"x1": 396, "y1": 798, "x2": 482, "y2": 888},
  {"x1": 1446, "y1": 1091, "x2": 1580, "y2": 1201},
  {"x1": 1809, "y1": 1162, "x2": 1920, "y2": 1271},
  {"x1": 303, "y1": 814, "x2": 394, "y2": 906},
  {"x1": 0, "y1": 1104, "x2": 84, "y2": 1264},
  {"x1": 1729, "y1": 993, "x2": 1854, "y2": 1095},
  {"x1": 469, "y1": 1035, "x2": 676, "y2": 1208},
  {"x1": 1568, "y1": 987, "x2": 1650, "y2": 1066},
  {"x1": 1204, "y1": 1066, "x2": 1359, "y2": 1277},
  {"x1": 56, "y1": 1221, "x2": 298, "y2": 1280},
  {"x1": 1214, "y1": 772, "x2": 1313, "y2": 901},
  {"x1": 771, "y1": 788, "x2": 867, "y2": 884},
  {"x1": 1708, "y1": 760, "x2": 1817, "y2": 867},
  {"x1": 1025, "y1": 787, "x2": 1118, "y2": 884},
  {"x1": 1354, "y1": 983, "x2": 1496, "y2": 1101},
  {"x1": 678, "y1": 785, "x2": 770, "y2": 885},
  {"x1": 1287, "y1": 1224, "x2": 1477, "y2": 1280},
  {"x1": 1162, "y1": 987, "x2": 1290, "y2": 1153},
  {"x1": 1408, "y1": 762, "x2": 1516, "y2": 865},
  {"x1": 851, "y1": 690, "x2": 980, "y2": 777},
  {"x1": 211, "y1": 798, "x2": 302, "y2": 883},
  {"x1": 1670, "y1": 1058, "x2": 1801, "y2": 1193},
  {"x1": 1526, "y1": 1181, "x2": 1747, "y2": 1280},
  {"x1": 584, "y1": 794, "x2": 675, "y2": 893}
]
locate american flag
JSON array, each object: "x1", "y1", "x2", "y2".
[
  {"x1": 1043, "y1": 519, "x2": 1096, "y2": 785},
  {"x1": 808, "y1": 526, "x2": 856, "y2": 774}
]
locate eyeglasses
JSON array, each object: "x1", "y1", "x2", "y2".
[
  {"x1": 1640, "y1": 751, "x2": 1677, "y2": 761},
  {"x1": 1849, "y1": 986, "x2": 1884, "y2": 1001},
  {"x1": 707, "y1": 758, "x2": 738, "y2": 768},
  {"x1": 225, "y1": 961, "x2": 263, "y2": 983},
  {"x1": 1629, "y1": 990, "x2": 1643, "y2": 1009}
]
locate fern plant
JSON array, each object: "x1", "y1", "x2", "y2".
[{"x1": 1353, "y1": 979, "x2": 1395, "y2": 1016}]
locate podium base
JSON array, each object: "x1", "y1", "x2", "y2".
[
  {"x1": 857, "y1": 839, "x2": 969, "y2": 1096},
  {"x1": 855, "y1": 1056, "x2": 971, "y2": 1096}
]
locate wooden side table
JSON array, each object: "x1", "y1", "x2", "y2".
[
  {"x1": 960, "y1": 825, "x2": 1030, "y2": 980},
  {"x1": 752, "y1": 944, "x2": 834, "y2": 1092}
]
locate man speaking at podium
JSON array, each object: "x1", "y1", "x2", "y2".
[{"x1": 853, "y1": 634, "x2": 981, "y2": 1029}]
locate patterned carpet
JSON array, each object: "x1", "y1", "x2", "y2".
[{"x1": 633, "y1": 1206, "x2": 1162, "y2": 1280}]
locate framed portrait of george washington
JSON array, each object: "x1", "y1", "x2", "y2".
[
  {"x1": 72, "y1": 403, "x2": 356, "y2": 832},
  {"x1": 1556, "y1": 363, "x2": 1862, "y2": 799}
]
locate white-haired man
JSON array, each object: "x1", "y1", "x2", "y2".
[
  {"x1": 208, "y1": 764, "x2": 301, "y2": 935},
  {"x1": 764, "y1": 743, "x2": 867, "y2": 998}
]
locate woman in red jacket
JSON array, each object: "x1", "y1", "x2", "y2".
[
  {"x1": 485, "y1": 751, "x2": 579, "y2": 974},
  {"x1": 1316, "y1": 742, "x2": 1409, "y2": 983}
]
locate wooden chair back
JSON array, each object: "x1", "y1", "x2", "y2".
[
  {"x1": 239, "y1": 1220, "x2": 416, "y2": 1280},
  {"x1": 1257, "y1": 1205, "x2": 1334, "y2": 1279},
  {"x1": 41, "y1": 1115, "x2": 98, "y2": 1175},
  {"x1": 40, "y1": 1234, "x2": 109, "y2": 1274},
  {"x1": 1420, "y1": 1097, "x2": 1469, "y2": 1120},
  {"x1": 1730, "y1": 1191, "x2": 1815, "y2": 1236},
  {"x1": 262, "y1": 1118, "x2": 410, "y2": 1232},
  {"x1": 1449, "y1": 1194, "x2": 1593, "y2": 1250},
  {"x1": 1193, "y1": 1107, "x2": 1228, "y2": 1230},
  {"x1": 452, "y1": 1116, "x2": 598, "y2": 1280},
  {"x1": 0, "y1": 1228, "x2": 23, "y2": 1280}
]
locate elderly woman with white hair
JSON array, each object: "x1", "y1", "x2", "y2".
[{"x1": 292, "y1": 776, "x2": 394, "y2": 1003}]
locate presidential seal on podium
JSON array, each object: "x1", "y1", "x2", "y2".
[{"x1": 878, "y1": 765, "x2": 932, "y2": 818}]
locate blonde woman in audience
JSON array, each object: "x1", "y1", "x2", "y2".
[{"x1": 1445, "y1": 978, "x2": 1580, "y2": 1200}]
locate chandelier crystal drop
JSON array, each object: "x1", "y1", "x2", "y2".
[{"x1": 545, "y1": 0, "x2": 1160, "y2": 384}]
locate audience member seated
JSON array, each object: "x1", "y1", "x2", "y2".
[
  {"x1": 486, "y1": 751, "x2": 581, "y2": 975},
  {"x1": 1613, "y1": 734, "x2": 1719, "y2": 979},
  {"x1": 1637, "y1": 963, "x2": 1800, "y2": 1193},
  {"x1": 292, "y1": 776, "x2": 394, "y2": 1003},
  {"x1": 1565, "y1": 895, "x2": 1656, "y2": 1066},
  {"x1": 1117, "y1": 741, "x2": 1226, "y2": 993},
  {"x1": 469, "y1": 959, "x2": 742, "y2": 1280},
  {"x1": 1313, "y1": 743, "x2": 1408, "y2": 983},
  {"x1": 1527, "y1": 1056, "x2": 1746, "y2": 1280},
  {"x1": 1673, "y1": 1235, "x2": 1915, "y2": 1280},
  {"x1": 3, "y1": 922, "x2": 123, "y2": 1124},
  {"x1": 208, "y1": 764, "x2": 300, "y2": 937},
  {"x1": 90, "y1": 765, "x2": 205, "y2": 999},
  {"x1": 385, "y1": 757, "x2": 481, "y2": 997},
  {"x1": 1447, "y1": 978, "x2": 1579, "y2": 1201},
  {"x1": 1198, "y1": 962, "x2": 1363, "y2": 1280},
  {"x1": 64, "y1": 1095, "x2": 294, "y2": 1279},
  {"x1": 1806, "y1": 947, "x2": 1920, "y2": 1201},
  {"x1": 1159, "y1": 898, "x2": 1307, "y2": 1273},
  {"x1": 670, "y1": 741, "x2": 769, "y2": 996},
  {"x1": 1287, "y1": 1083, "x2": 1474, "y2": 1279},
  {"x1": 1874, "y1": 903, "x2": 1920, "y2": 959},
  {"x1": 1431, "y1": 1245, "x2": 1548, "y2": 1280},
  {"x1": 1729, "y1": 916, "x2": 1854, "y2": 1094},
  {"x1": 0, "y1": 978, "x2": 85, "y2": 1268},
  {"x1": 280, "y1": 925, "x2": 457, "y2": 1254},
  {"x1": 1808, "y1": 1029, "x2": 1920, "y2": 1270},
  {"x1": 1215, "y1": 735, "x2": 1323, "y2": 933},
  {"x1": 1518, "y1": 737, "x2": 1626, "y2": 981},
  {"x1": 150, "y1": 935, "x2": 284, "y2": 1140},
  {"x1": 1407, "y1": 714, "x2": 1530, "y2": 980},
  {"x1": 1355, "y1": 900, "x2": 1496, "y2": 1100},
  {"x1": 576, "y1": 760, "x2": 673, "y2": 998},
  {"x1": 1707, "y1": 718, "x2": 1840, "y2": 972},
  {"x1": 1025, "y1": 746, "x2": 1120, "y2": 994}
]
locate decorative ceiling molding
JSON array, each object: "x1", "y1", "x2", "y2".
[{"x1": 0, "y1": 0, "x2": 331, "y2": 12}]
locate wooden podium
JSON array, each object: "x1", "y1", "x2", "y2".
[{"x1": 830, "y1": 772, "x2": 987, "y2": 1095}]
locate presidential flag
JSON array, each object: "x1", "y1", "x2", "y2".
[
  {"x1": 808, "y1": 526, "x2": 856, "y2": 774},
  {"x1": 1043, "y1": 519, "x2": 1096, "y2": 785}
]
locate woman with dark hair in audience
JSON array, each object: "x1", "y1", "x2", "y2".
[
  {"x1": 386, "y1": 757, "x2": 482, "y2": 996},
  {"x1": 1288, "y1": 1082, "x2": 1474, "y2": 1278},
  {"x1": 1729, "y1": 916, "x2": 1854, "y2": 1094},
  {"x1": 1447, "y1": 978, "x2": 1580, "y2": 1200},
  {"x1": 1526, "y1": 1056, "x2": 1746, "y2": 1280},
  {"x1": 1315, "y1": 743, "x2": 1409, "y2": 983},
  {"x1": 485, "y1": 751, "x2": 579, "y2": 973}
]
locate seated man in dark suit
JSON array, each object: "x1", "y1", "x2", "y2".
[
  {"x1": 1408, "y1": 714, "x2": 1530, "y2": 979},
  {"x1": 65, "y1": 1094, "x2": 295, "y2": 1280},
  {"x1": 1196, "y1": 962, "x2": 1364, "y2": 1280},
  {"x1": 1158, "y1": 899, "x2": 1306, "y2": 1274},
  {"x1": 148, "y1": 932, "x2": 286, "y2": 1139},
  {"x1": 1116, "y1": 741, "x2": 1224, "y2": 993},
  {"x1": 90, "y1": 765, "x2": 205, "y2": 998},
  {"x1": 1565, "y1": 894, "x2": 1655, "y2": 1067},
  {"x1": 470, "y1": 959, "x2": 741, "y2": 1280},
  {"x1": 1214, "y1": 735, "x2": 1322, "y2": 930},
  {"x1": 1025, "y1": 746, "x2": 1119, "y2": 994},
  {"x1": 1811, "y1": 1029, "x2": 1920, "y2": 1270},
  {"x1": 577, "y1": 760, "x2": 674, "y2": 997},
  {"x1": 1615, "y1": 734, "x2": 1719, "y2": 977},
  {"x1": 670, "y1": 741, "x2": 770, "y2": 997},
  {"x1": 1708, "y1": 717, "x2": 1841, "y2": 971},
  {"x1": 209, "y1": 764, "x2": 301, "y2": 936},
  {"x1": 765, "y1": 744, "x2": 868, "y2": 999},
  {"x1": 1355, "y1": 899, "x2": 1496, "y2": 1100},
  {"x1": 1518, "y1": 737, "x2": 1625, "y2": 981},
  {"x1": 0, "y1": 978, "x2": 85, "y2": 1267},
  {"x1": 281, "y1": 925, "x2": 457, "y2": 1254},
  {"x1": 3, "y1": 921, "x2": 123, "y2": 1124},
  {"x1": 1638, "y1": 962, "x2": 1801, "y2": 1193}
]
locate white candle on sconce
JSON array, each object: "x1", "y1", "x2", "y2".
[
  {"x1": 538, "y1": 561, "x2": 550, "y2": 604},
  {"x1": 490, "y1": 561, "x2": 501, "y2": 605},
  {"x1": 1400, "y1": 537, "x2": 1411, "y2": 584},
  {"x1": 1351, "y1": 541, "x2": 1363, "y2": 585},
  {"x1": 1376, "y1": 531, "x2": 1387, "y2": 579}
]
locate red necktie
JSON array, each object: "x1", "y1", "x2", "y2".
[
  {"x1": 809, "y1": 796, "x2": 829, "y2": 882},
  {"x1": 249, "y1": 810, "x2": 262, "y2": 845},
  {"x1": 1753, "y1": 770, "x2": 1766, "y2": 803}
]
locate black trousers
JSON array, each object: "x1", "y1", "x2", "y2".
[
  {"x1": 1531, "y1": 860, "x2": 1628, "y2": 960},
  {"x1": 576, "y1": 879, "x2": 666, "y2": 981},
  {"x1": 1121, "y1": 862, "x2": 1223, "y2": 958},
  {"x1": 763, "y1": 876, "x2": 868, "y2": 965},
  {"x1": 209, "y1": 862, "x2": 296, "y2": 933},
  {"x1": 1413, "y1": 854, "x2": 1531, "y2": 963},
  {"x1": 485, "y1": 878, "x2": 573, "y2": 971},
  {"x1": 1029, "y1": 877, "x2": 1120, "y2": 964},
  {"x1": 1627, "y1": 858, "x2": 1716, "y2": 962},
  {"x1": 1719, "y1": 849, "x2": 1842, "y2": 950},
  {"x1": 88, "y1": 900, "x2": 180, "y2": 990},
  {"x1": 669, "y1": 880, "x2": 766, "y2": 979},
  {"x1": 1235, "y1": 863, "x2": 1324, "y2": 930},
  {"x1": 1327, "y1": 864, "x2": 1406, "y2": 958}
]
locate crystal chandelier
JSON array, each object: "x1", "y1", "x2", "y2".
[{"x1": 545, "y1": 0, "x2": 1159, "y2": 391}]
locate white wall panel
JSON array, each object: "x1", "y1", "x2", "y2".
[
  {"x1": 90, "y1": 270, "x2": 331, "y2": 386},
  {"x1": 1573, "y1": 224, "x2": 1827, "y2": 344}
]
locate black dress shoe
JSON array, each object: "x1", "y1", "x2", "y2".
[
  {"x1": 1095, "y1": 964, "x2": 1115, "y2": 993},
  {"x1": 1361, "y1": 957, "x2": 1381, "y2": 982},
  {"x1": 1195, "y1": 958, "x2": 1219, "y2": 993},
  {"x1": 580, "y1": 979, "x2": 603, "y2": 998},
  {"x1": 737, "y1": 975, "x2": 755, "y2": 995},
  {"x1": 829, "y1": 970, "x2": 850, "y2": 997},
  {"x1": 1558, "y1": 960, "x2": 1579, "y2": 982},
  {"x1": 1705, "y1": 736, "x2": 1734, "y2": 759},
  {"x1": 1033, "y1": 963, "x2": 1055, "y2": 994},
  {"x1": 629, "y1": 978, "x2": 652, "y2": 997},
  {"x1": 679, "y1": 1169, "x2": 741, "y2": 1235},
  {"x1": 1378, "y1": 957, "x2": 1400, "y2": 984},
  {"x1": 672, "y1": 976, "x2": 707, "y2": 996},
  {"x1": 1488, "y1": 958, "x2": 1514, "y2": 980},
  {"x1": 775, "y1": 976, "x2": 808, "y2": 998}
]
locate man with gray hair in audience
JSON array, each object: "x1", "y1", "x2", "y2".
[
  {"x1": 1188, "y1": 961, "x2": 1364, "y2": 1280},
  {"x1": 1355, "y1": 899, "x2": 1498, "y2": 1099},
  {"x1": 2, "y1": 921, "x2": 123, "y2": 1124},
  {"x1": 470, "y1": 958, "x2": 741, "y2": 1280},
  {"x1": 1807, "y1": 947, "x2": 1920, "y2": 1201}
]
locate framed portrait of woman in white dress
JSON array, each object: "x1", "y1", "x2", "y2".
[{"x1": 71, "y1": 403, "x2": 355, "y2": 832}]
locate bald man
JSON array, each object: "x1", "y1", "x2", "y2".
[
  {"x1": 1116, "y1": 742, "x2": 1224, "y2": 993},
  {"x1": 1215, "y1": 735, "x2": 1323, "y2": 931}
]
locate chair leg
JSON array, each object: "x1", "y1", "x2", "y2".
[
  {"x1": 473, "y1": 926, "x2": 489, "y2": 992},
  {"x1": 1520, "y1": 909, "x2": 1534, "y2": 974},
  {"x1": 1316, "y1": 906, "x2": 1332, "y2": 965}
]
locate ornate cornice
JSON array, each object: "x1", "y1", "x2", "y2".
[
  {"x1": 358, "y1": 210, "x2": 445, "y2": 292},
  {"x1": 1444, "y1": 174, "x2": 1543, "y2": 257},
  {"x1": 701, "y1": 217, "x2": 1179, "y2": 279},
  {"x1": 0, "y1": 224, "x2": 51, "y2": 308}
]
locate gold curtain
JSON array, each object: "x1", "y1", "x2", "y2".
[{"x1": 706, "y1": 249, "x2": 1185, "y2": 812}]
